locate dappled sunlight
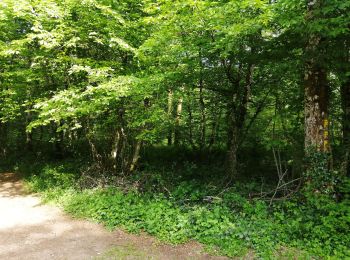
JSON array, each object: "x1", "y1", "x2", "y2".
[
  {"x1": 0, "y1": 173, "x2": 55, "y2": 230},
  {"x1": 0, "y1": 219, "x2": 116, "y2": 259},
  {"x1": 0, "y1": 194, "x2": 54, "y2": 230},
  {"x1": 0, "y1": 173, "x2": 116, "y2": 259},
  {"x1": 0, "y1": 0, "x2": 348, "y2": 257},
  {"x1": 0, "y1": 219, "x2": 118, "y2": 259},
  {"x1": 0, "y1": 173, "x2": 24, "y2": 197},
  {"x1": 0, "y1": 173, "x2": 227, "y2": 259}
]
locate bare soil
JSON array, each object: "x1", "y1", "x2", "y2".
[{"x1": 0, "y1": 172, "x2": 230, "y2": 260}]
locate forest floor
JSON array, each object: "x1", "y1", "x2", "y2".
[{"x1": 0, "y1": 172, "x2": 229, "y2": 260}]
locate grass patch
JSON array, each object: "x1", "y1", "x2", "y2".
[{"x1": 94, "y1": 245, "x2": 148, "y2": 260}]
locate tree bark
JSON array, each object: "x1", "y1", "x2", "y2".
[
  {"x1": 341, "y1": 75, "x2": 350, "y2": 177},
  {"x1": 304, "y1": 63, "x2": 329, "y2": 153},
  {"x1": 186, "y1": 100, "x2": 197, "y2": 150},
  {"x1": 227, "y1": 117, "x2": 239, "y2": 177},
  {"x1": 0, "y1": 122, "x2": 7, "y2": 157},
  {"x1": 198, "y1": 49, "x2": 206, "y2": 150},
  {"x1": 167, "y1": 89, "x2": 173, "y2": 146},
  {"x1": 339, "y1": 38, "x2": 350, "y2": 177},
  {"x1": 111, "y1": 128, "x2": 121, "y2": 168},
  {"x1": 237, "y1": 64, "x2": 254, "y2": 129},
  {"x1": 304, "y1": 0, "x2": 330, "y2": 154},
  {"x1": 129, "y1": 140, "x2": 142, "y2": 172},
  {"x1": 227, "y1": 63, "x2": 254, "y2": 177},
  {"x1": 199, "y1": 79, "x2": 206, "y2": 150},
  {"x1": 111, "y1": 108, "x2": 128, "y2": 174},
  {"x1": 209, "y1": 106, "x2": 222, "y2": 149},
  {"x1": 25, "y1": 111, "x2": 33, "y2": 152},
  {"x1": 174, "y1": 94, "x2": 183, "y2": 146},
  {"x1": 54, "y1": 121, "x2": 64, "y2": 158}
]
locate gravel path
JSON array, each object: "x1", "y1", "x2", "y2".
[{"x1": 0, "y1": 173, "x2": 228, "y2": 260}]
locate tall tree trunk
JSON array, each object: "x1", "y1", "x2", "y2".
[
  {"x1": 128, "y1": 98, "x2": 150, "y2": 173},
  {"x1": 227, "y1": 63, "x2": 254, "y2": 177},
  {"x1": 199, "y1": 79, "x2": 206, "y2": 150},
  {"x1": 174, "y1": 94, "x2": 183, "y2": 146},
  {"x1": 304, "y1": 63, "x2": 329, "y2": 153},
  {"x1": 227, "y1": 116, "x2": 239, "y2": 177},
  {"x1": 341, "y1": 75, "x2": 350, "y2": 177},
  {"x1": 198, "y1": 49, "x2": 206, "y2": 150},
  {"x1": 111, "y1": 128, "x2": 121, "y2": 169},
  {"x1": 304, "y1": 0, "x2": 330, "y2": 154},
  {"x1": 129, "y1": 140, "x2": 142, "y2": 172},
  {"x1": 339, "y1": 38, "x2": 350, "y2": 177},
  {"x1": 167, "y1": 89, "x2": 173, "y2": 146},
  {"x1": 237, "y1": 64, "x2": 253, "y2": 129},
  {"x1": 54, "y1": 121, "x2": 64, "y2": 158},
  {"x1": 25, "y1": 111, "x2": 33, "y2": 152},
  {"x1": 186, "y1": 100, "x2": 197, "y2": 150},
  {"x1": 0, "y1": 122, "x2": 7, "y2": 157},
  {"x1": 209, "y1": 106, "x2": 222, "y2": 149},
  {"x1": 111, "y1": 107, "x2": 128, "y2": 173}
]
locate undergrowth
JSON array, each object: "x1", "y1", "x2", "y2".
[{"x1": 16, "y1": 160, "x2": 350, "y2": 259}]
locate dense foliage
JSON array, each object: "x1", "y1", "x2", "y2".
[
  {"x1": 7, "y1": 159, "x2": 348, "y2": 258},
  {"x1": 0, "y1": 0, "x2": 349, "y2": 258}
]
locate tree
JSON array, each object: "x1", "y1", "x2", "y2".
[
  {"x1": 0, "y1": 0, "x2": 349, "y2": 182},
  {"x1": 304, "y1": 0, "x2": 330, "y2": 154}
]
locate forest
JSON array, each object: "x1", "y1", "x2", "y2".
[{"x1": 0, "y1": 0, "x2": 349, "y2": 258}]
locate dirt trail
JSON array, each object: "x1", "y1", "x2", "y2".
[{"x1": 0, "y1": 173, "x2": 228, "y2": 260}]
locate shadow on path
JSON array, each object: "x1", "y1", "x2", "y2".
[{"x1": 0, "y1": 172, "x2": 230, "y2": 260}]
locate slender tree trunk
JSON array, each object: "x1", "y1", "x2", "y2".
[
  {"x1": 227, "y1": 117, "x2": 239, "y2": 177},
  {"x1": 111, "y1": 129, "x2": 121, "y2": 169},
  {"x1": 199, "y1": 80, "x2": 206, "y2": 150},
  {"x1": 224, "y1": 58, "x2": 241, "y2": 177},
  {"x1": 226, "y1": 103, "x2": 233, "y2": 150},
  {"x1": 129, "y1": 140, "x2": 142, "y2": 172},
  {"x1": 174, "y1": 94, "x2": 183, "y2": 146},
  {"x1": 111, "y1": 107, "x2": 128, "y2": 173},
  {"x1": 238, "y1": 64, "x2": 254, "y2": 129},
  {"x1": 227, "y1": 63, "x2": 254, "y2": 177},
  {"x1": 128, "y1": 98, "x2": 150, "y2": 173},
  {"x1": 198, "y1": 49, "x2": 206, "y2": 150},
  {"x1": 25, "y1": 111, "x2": 33, "y2": 152},
  {"x1": 54, "y1": 121, "x2": 64, "y2": 158},
  {"x1": 341, "y1": 76, "x2": 350, "y2": 176},
  {"x1": 0, "y1": 122, "x2": 7, "y2": 157},
  {"x1": 119, "y1": 129, "x2": 127, "y2": 173},
  {"x1": 187, "y1": 101, "x2": 197, "y2": 150},
  {"x1": 209, "y1": 107, "x2": 222, "y2": 149},
  {"x1": 26, "y1": 131, "x2": 33, "y2": 151},
  {"x1": 88, "y1": 136, "x2": 100, "y2": 162},
  {"x1": 167, "y1": 89, "x2": 173, "y2": 146},
  {"x1": 339, "y1": 39, "x2": 350, "y2": 177}
]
